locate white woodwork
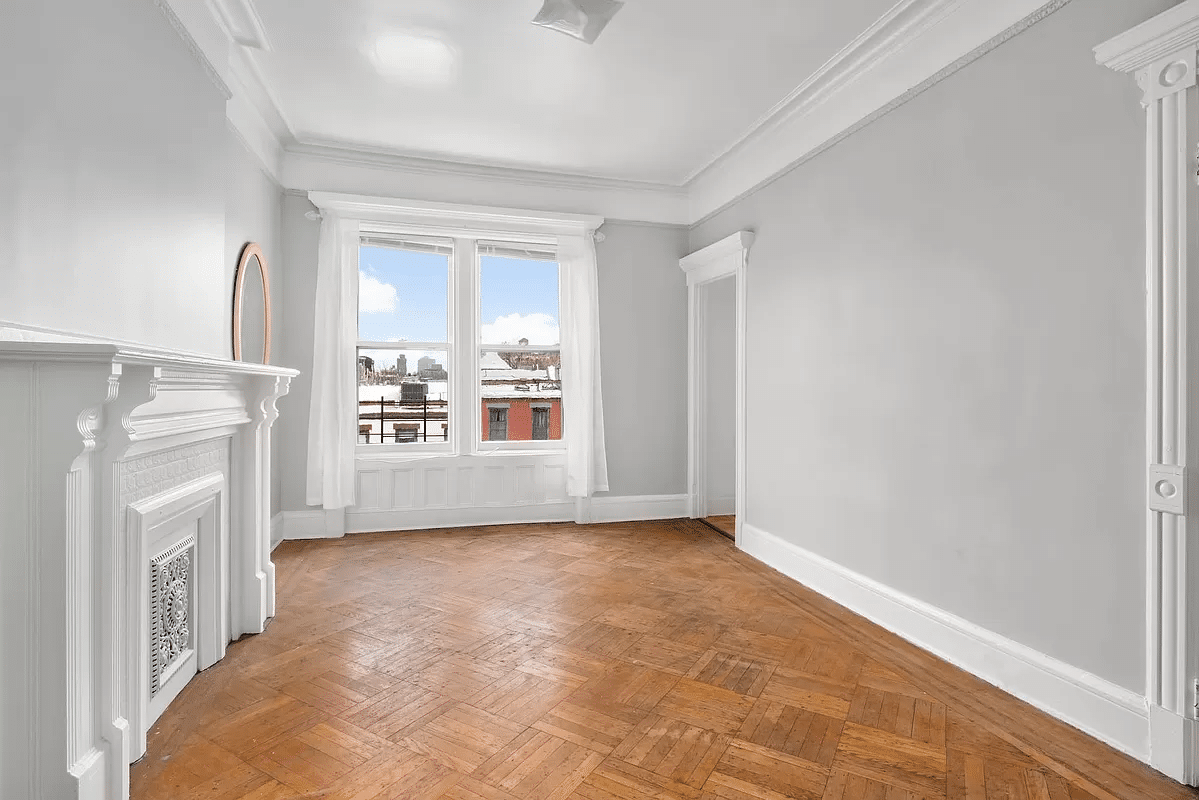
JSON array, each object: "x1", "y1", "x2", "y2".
[
  {"x1": 680, "y1": 232, "x2": 753, "y2": 545},
  {"x1": 0, "y1": 328, "x2": 295, "y2": 800},
  {"x1": 346, "y1": 453, "x2": 570, "y2": 533},
  {"x1": 153, "y1": 0, "x2": 1070, "y2": 225},
  {"x1": 1097, "y1": 1, "x2": 1199, "y2": 784},
  {"x1": 742, "y1": 523, "x2": 1153, "y2": 762}
]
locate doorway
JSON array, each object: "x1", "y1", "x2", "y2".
[
  {"x1": 697, "y1": 276, "x2": 736, "y2": 539},
  {"x1": 680, "y1": 231, "x2": 753, "y2": 545}
]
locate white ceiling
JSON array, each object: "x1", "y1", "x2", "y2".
[{"x1": 249, "y1": 0, "x2": 901, "y2": 186}]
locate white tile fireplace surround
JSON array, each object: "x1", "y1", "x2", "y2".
[{"x1": 0, "y1": 330, "x2": 297, "y2": 800}]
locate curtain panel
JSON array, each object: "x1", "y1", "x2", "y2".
[
  {"x1": 559, "y1": 233, "x2": 609, "y2": 497},
  {"x1": 305, "y1": 214, "x2": 360, "y2": 509}
]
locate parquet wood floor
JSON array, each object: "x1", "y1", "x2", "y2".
[
  {"x1": 131, "y1": 520, "x2": 1197, "y2": 800},
  {"x1": 701, "y1": 516, "x2": 736, "y2": 541}
]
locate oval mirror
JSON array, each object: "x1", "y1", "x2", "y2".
[{"x1": 233, "y1": 243, "x2": 271, "y2": 364}]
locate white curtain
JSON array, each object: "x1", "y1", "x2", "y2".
[
  {"x1": 305, "y1": 214, "x2": 360, "y2": 509},
  {"x1": 558, "y1": 232, "x2": 609, "y2": 496}
]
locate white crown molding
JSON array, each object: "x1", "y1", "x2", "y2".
[
  {"x1": 1095, "y1": 0, "x2": 1199, "y2": 73},
  {"x1": 291, "y1": 136, "x2": 682, "y2": 192},
  {"x1": 686, "y1": 0, "x2": 1069, "y2": 224},
  {"x1": 682, "y1": 0, "x2": 966, "y2": 185},
  {"x1": 228, "y1": 46, "x2": 297, "y2": 139},
  {"x1": 153, "y1": 0, "x2": 1072, "y2": 227},
  {"x1": 151, "y1": 0, "x2": 233, "y2": 100},
  {"x1": 226, "y1": 87, "x2": 283, "y2": 184},
  {"x1": 205, "y1": 0, "x2": 272, "y2": 50},
  {"x1": 290, "y1": 146, "x2": 690, "y2": 226}
]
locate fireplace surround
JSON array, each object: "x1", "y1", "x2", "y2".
[{"x1": 0, "y1": 330, "x2": 296, "y2": 800}]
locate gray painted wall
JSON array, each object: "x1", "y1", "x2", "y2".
[
  {"x1": 595, "y1": 223, "x2": 690, "y2": 498},
  {"x1": 690, "y1": 0, "x2": 1166, "y2": 691},
  {"x1": 275, "y1": 214, "x2": 690, "y2": 511},
  {"x1": 0, "y1": 0, "x2": 228, "y2": 356},
  {"x1": 277, "y1": 195, "x2": 322, "y2": 513},
  {"x1": 224, "y1": 135, "x2": 286, "y2": 514}
]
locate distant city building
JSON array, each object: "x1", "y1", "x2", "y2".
[
  {"x1": 357, "y1": 354, "x2": 375, "y2": 382},
  {"x1": 396, "y1": 354, "x2": 407, "y2": 375},
  {"x1": 417, "y1": 356, "x2": 448, "y2": 380}
]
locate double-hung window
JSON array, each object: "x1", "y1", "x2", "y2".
[
  {"x1": 356, "y1": 233, "x2": 563, "y2": 452},
  {"x1": 478, "y1": 240, "x2": 561, "y2": 448},
  {"x1": 356, "y1": 235, "x2": 453, "y2": 449}
]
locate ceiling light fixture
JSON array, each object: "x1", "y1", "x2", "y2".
[
  {"x1": 368, "y1": 31, "x2": 457, "y2": 85},
  {"x1": 532, "y1": 0, "x2": 624, "y2": 45}
]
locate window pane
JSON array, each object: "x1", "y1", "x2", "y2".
[
  {"x1": 358, "y1": 348, "x2": 449, "y2": 444},
  {"x1": 359, "y1": 241, "x2": 450, "y2": 343},
  {"x1": 479, "y1": 251, "x2": 559, "y2": 347},
  {"x1": 480, "y1": 350, "x2": 561, "y2": 442}
]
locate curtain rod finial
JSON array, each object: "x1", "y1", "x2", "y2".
[{"x1": 304, "y1": 210, "x2": 322, "y2": 222}]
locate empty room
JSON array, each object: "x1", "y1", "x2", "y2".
[{"x1": 5, "y1": 1, "x2": 1199, "y2": 798}]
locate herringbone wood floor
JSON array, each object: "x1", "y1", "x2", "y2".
[{"x1": 131, "y1": 520, "x2": 1197, "y2": 800}]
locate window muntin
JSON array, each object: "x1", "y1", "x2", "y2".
[{"x1": 356, "y1": 237, "x2": 452, "y2": 448}]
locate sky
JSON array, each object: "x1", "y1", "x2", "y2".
[{"x1": 358, "y1": 245, "x2": 559, "y2": 372}]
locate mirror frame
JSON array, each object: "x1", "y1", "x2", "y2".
[{"x1": 232, "y1": 242, "x2": 272, "y2": 364}]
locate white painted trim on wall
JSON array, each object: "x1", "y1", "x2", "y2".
[
  {"x1": 280, "y1": 509, "x2": 346, "y2": 540},
  {"x1": 685, "y1": 0, "x2": 1070, "y2": 223},
  {"x1": 740, "y1": 523, "x2": 1152, "y2": 761},
  {"x1": 681, "y1": 232, "x2": 753, "y2": 545},
  {"x1": 269, "y1": 512, "x2": 283, "y2": 550},
  {"x1": 347, "y1": 503, "x2": 576, "y2": 534},
  {"x1": 307, "y1": 191, "x2": 605, "y2": 238},
  {"x1": 589, "y1": 494, "x2": 688, "y2": 523},
  {"x1": 155, "y1": 0, "x2": 1075, "y2": 226},
  {"x1": 1098, "y1": 2, "x2": 1199, "y2": 784},
  {"x1": 284, "y1": 143, "x2": 690, "y2": 227},
  {"x1": 280, "y1": 494, "x2": 688, "y2": 538}
]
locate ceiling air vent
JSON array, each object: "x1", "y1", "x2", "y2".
[{"x1": 532, "y1": 0, "x2": 624, "y2": 44}]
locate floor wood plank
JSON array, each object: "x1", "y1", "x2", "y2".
[{"x1": 130, "y1": 520, "x2": 1199, "y2": 800}]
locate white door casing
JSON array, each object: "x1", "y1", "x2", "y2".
[
  {"x1": 680, "y1": 231, "x2": 753, "y2": 544},
  {"x1": 1098, "y1": 1, "x2": 1199, "y2": 784}
]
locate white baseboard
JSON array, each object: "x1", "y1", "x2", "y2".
[
  {"x1": 280, "y1": 509, "x2": 346, "y2": 540},
  {"x1": 590, "y1": 493, "x2": 688, "y2": 523},
  {"x1": 269, "y1": 512, "x2": 283, "y2": 551},
  {"x1": 705, "y1": 495, "x2": 735, "y2": 516},
  {"x1": 346, "y1": 502, "x2": 576, "y2": 533},
  {"x1": 282, "y1": 494, "x2": 689, "y2": 537},
  {"x1": 740, "y1": 523, "x2": 1151, "y2": 763}
]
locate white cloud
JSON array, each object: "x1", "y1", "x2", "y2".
[
  {"x1": 482, "y1": 312, "x2": 559, "y2": 346},
  {"x1": 359, "y1": 272, "x2": 398, "y2": 313}
]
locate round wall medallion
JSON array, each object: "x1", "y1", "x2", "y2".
[
  {"x1": 1160, "y1": 61, "x2": 1188, "y2": 87},
  {"x1": 1156, "y1": 479, "x2": 1178, "y2": 499}
]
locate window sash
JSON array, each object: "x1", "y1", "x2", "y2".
[{"x1": 354, "y1": 236, "x2": 567, "y2": 455}]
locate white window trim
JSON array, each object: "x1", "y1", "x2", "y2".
[{"x1": 312, "y1": 192, "x2": 603, "y2": 461}]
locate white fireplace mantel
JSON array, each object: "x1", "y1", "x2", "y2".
[{"x1": 0, "y1": 332, "x2": 297, "y2": 800}]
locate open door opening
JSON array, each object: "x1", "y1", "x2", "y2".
[
  {"x1": 699, "y1": 276, "x2": 736, "y2": 540},
  {"x1": 681, "y1": 231, "x2": 753, "y2": 545}
]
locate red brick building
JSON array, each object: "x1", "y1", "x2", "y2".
[{"x1": 480, "y1": 396, "x2": 562, "y2": 441}]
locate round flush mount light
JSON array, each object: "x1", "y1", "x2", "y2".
[
  {"x1": 532, "y1": 0, "x2": 624, "y2": 44},
  {"x1": 368, "y1": 31, "x2": 457, "y2": 85}
]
